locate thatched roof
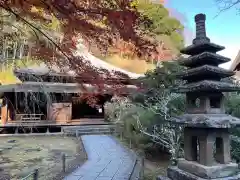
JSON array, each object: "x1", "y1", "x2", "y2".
[
  {"x1": 15, "y1": 42, "x2": 144, "y2": 80},
  {"x1": 0, "y1": 82, "x2": 137, "y2": 94},
  {"x1": 14, "y1": 63, "x2": 75, "y2": 77},
  {"x1": 74, "y1": 43, "x2": 145, "y2": 79}
]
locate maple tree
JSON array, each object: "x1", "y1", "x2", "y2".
[
  {"x1": 0, "y1": 0, "x2": 156, "y2": 79},
  {"x1": 98, "y1": 0, "x2": 184, "y2": 63},
  {"x1": 0, "y1": 0, "x2": 185, "y2": 106}
]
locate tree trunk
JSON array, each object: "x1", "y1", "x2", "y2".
[
  {"x1": 26, "y1": 44, "x2": 32, "y2": 62},
  {"x1": 13, "y1": 41, "x2": 17, "y2": 60},
  {"x1": 2, "y1": 38, "x2": 6, "y2": 60},
  {"x1": 19, "y1": 42, "x2": 24, "y2": 59}
]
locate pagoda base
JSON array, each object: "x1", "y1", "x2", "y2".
[
  {"x1": 157, "y1": 166, "x2": 240, "y2": 180},
  {"x1": 178, "y1": 158, "x2": 239, "y2": 179}
]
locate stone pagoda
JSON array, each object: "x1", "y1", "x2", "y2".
[{"x1": 158, "y1": 14, "x2": 240, "y2": 180}]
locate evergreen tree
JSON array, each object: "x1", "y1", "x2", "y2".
[{"x1": 135, "y1": 0, "x2": 184, "y2": 50}]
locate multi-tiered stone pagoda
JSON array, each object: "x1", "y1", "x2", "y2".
[{"x1": 158, "y1": 14, "x2": 240, "y2": 180}]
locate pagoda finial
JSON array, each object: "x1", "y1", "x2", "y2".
[{"x1": 192, "y1": 13, "x2": 210, "y2": 45}]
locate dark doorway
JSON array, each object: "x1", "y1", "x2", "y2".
[{"x1": 72, "y1": 101, "x2": 104, "y2": 119}]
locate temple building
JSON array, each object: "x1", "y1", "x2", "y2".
[
  {"x1": 230, "y1": 50, "x2": 240, "y2": 81},
  {"x1": 158, "y1": 14, "x2": 240, "y2": 180},
  {"x1": 0, "y1": 53, "x2": 141, "y2": 130}
]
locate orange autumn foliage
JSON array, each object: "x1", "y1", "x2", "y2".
[{"x1": 0, "y1": 0, "x2": 167, "y2": 100}]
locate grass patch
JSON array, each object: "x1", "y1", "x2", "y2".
[{"x1": 0, "y1": 136, "x2": 86, "y2": 180}]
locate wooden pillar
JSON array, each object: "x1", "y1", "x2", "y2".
[
  {"x1": 15, "y1": 92, "x2": 17, "y2": 113},
  {"x1": 1, "y1": 98, "x2": 8, "y2": 125},
  {"x1": 102, "y1": 104, "x2": 105, "y2": 119},
  {"x1": 1, "y1": 95, "x2": 13, "y2": 125},
  {"x1": 47, "y1": 99, "x2": 52, "y2": 121},
  {"x1": 24, "y1": 92, "x2": 27, "y2": 113}
]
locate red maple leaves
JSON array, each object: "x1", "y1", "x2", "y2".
[{"x1": 0, "y1": 0, "x2": 171, "y2": 103}]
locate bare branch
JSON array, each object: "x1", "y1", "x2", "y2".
[
  {"x1": 0, "y1": 5, "x2": 70, "y2": 61},
  {"x1": 215, "y1": 0, "x2": 240, "y2": 18}
]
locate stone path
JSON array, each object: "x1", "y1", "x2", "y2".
[{"x1": 64, "y1": 135, "x2": 137, "y2": 180}]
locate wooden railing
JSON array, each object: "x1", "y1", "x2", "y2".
[
  {"x1": 21, "y1": 169, "x2": 38, "y2": 180},
  {"x1": 15, "y1": 114, "x2": 44, "y2": 123},
  {"x1": 21, "y1": 153, "x2": 68, "y2": 180}
]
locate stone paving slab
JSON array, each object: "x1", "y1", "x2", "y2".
[{"x1": 64, "y1": 135, "x2": 136, "y2": 180}]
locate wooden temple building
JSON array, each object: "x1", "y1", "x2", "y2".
[
  {"x1": 0, "y1": 62, "x2": 141, "y2": 132},
  {"x1": 230, "y1": 50, "x2": 240, "y2": 81}
]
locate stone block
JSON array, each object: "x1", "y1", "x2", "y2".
[
  {"x1": 184, "y1": 128, "x2": 198, "y2": 161},
  {"x1": 156, "y1": 176, "x2": 171, "y2": 180},
  {"x1": 177, "y1": 159, "x2": 239, "y2": 179},
  {"x1": 166, "y1": 166, "x2": 240, "y2": 180},
  {"x1": 198, "y1": 134, "x2": 215, "y2": 166},
  {"x1": 170, "y1": 114, "x2": 240, "y2": 128},
  {"x1": 215, "y1": 133, "x2": 231, "y2": 164}
]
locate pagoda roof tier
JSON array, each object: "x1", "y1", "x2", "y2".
[
  {"x1": 173, "y1": 80, "x2": 240, "y2": 93},
  {"x1": 180, "y1": 42, "x2": 225, "y2": 56},
  {"x1": 176, "y1": 65, "x2": 234, "y2": 81},
  {"x1": 179, "y1": 52, "x2": 231, "y2": 67},
  {"x1": 170, "y1": 114, "x2": 240, "y2": 128}
]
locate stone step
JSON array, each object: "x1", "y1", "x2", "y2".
[
  {"x1": 77, "y1": 131, "x2": 112, "y2": 135},
  {"x1": 63, "y1": 125, "x2": 116, "y2": 130},
  {"x1": 63, "y1": 125, "x2": 117, "y2": 135},
  {"x1": 65, "y1": 130, "x2": 113, "y2": 135},
  {"x1": 64, "y1": 126, "x2": 115, "y2": 130},
  {"x1": 63, "y1": 127, "x2": 116, "y2": 131},
  {"x1": 64, "y1": 129, "x2": 113, "y2": 133}
]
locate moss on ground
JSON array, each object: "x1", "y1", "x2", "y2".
[{"x1": 0, "y1": 136, "x2": 86, "y2": 180}]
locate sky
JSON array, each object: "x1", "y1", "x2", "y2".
[{"x1": 165, "y1": 0, "x2": 240, "y2": 69}]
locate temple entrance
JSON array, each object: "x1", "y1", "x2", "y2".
[
  {"x1": 15, "y1": 92, "x2": 48, "y2": 120},
  {"x1": 71, "y1": 100, "x2": 104, "y2": 119}
]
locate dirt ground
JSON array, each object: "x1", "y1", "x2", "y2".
[
  {"x1": 144, "y1": 152, "x2": 170, "y2": 180},
  {"x1": 0, "y1": 135, "x2": 87, "y2": 180},
  {"x1": 116, "y1": 137, "x2": 170, "y2": 180},
  {"x1": 143, "y1": 155, "x2": 170, "y2": 180}
]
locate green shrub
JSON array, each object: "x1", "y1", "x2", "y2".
[{"x1": 225, "y1": 92, "x2": 240, "y2": 160}]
